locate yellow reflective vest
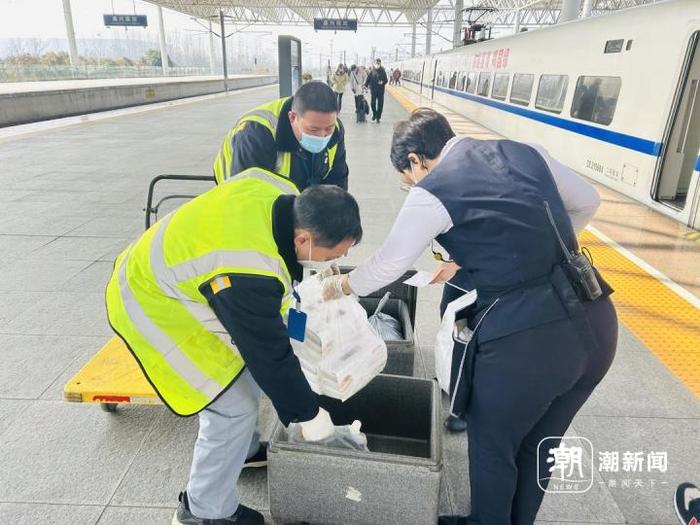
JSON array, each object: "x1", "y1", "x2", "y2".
[
  {"x1": 106, "y1": 168, "x2": 299, "y2": 416},
  {"x1": 213, "y1": 97, "x2": 339, "y2": 185}
]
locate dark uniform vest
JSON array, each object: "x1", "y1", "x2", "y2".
[{"x1": 419, "y1": 138, "x2": 611, "y2": 344}]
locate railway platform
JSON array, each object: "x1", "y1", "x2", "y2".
[{"x1": 0, "y1": 83, "x2": 697, "y2": 524}]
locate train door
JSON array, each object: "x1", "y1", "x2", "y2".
[
  {"x1": 431, "y1": 60, "x2": 439, "y2": 100},
  {"x1": 655, "y1": 31, "x2": 700, "y2": 226},
  {"x1": 419, "y1": 61, "x2": 426, "y2": 95}
]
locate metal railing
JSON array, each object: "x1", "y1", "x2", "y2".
[{"x1": 0, "y1": 65, "x2": 221, "y2": 83}]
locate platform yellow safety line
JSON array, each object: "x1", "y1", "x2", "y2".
[{"x1": 387, "y1": 85, "x2": 700, "y2": 398}]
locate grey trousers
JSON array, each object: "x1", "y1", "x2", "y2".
[{"x1": 186, "y1": 369, "x2": 261, "y2": 519}]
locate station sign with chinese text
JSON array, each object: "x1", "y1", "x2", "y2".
[
  {"x1": 313, "y1": 18, "x2": 358, "y2": 31},
  {"x1": 103, "y1": 14, "x2": 148, "y2": 27}
]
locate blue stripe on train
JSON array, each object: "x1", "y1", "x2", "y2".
[
  {"x1": 404, "y1": 78, "x2": 660, "y2": 155},
  {"x1": 402, "y1": 79, "x2": 700, "y2": 172}
]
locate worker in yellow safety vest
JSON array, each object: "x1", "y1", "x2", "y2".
[
  {"x1": 105, "y1": 168, "x2": 362, "y2": 524},
  {"x1": 213, "y1": 81, "x2": 349, "y2": 190}
]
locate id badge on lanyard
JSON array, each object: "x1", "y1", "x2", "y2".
[{"x1": 287, "y1": 282, "x2": 307, "y2": 342}]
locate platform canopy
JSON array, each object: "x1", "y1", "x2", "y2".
[
  {"x1": 147, "y1": 0, "x2": 656, "y2": 28},
  {"x1": 147, "y1": 0, "x2": 440, "y2": 26}
]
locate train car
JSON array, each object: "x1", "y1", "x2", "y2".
[{"x1": 397, "y1": 0, "x2": 700, "y2": 230}]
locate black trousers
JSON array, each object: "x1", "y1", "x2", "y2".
[
  {"x1": 336, "y1": 92, "x2": 343, "y2": 111},
  {"x1": 440, "y1": 285, "x2": 618, "y2": 525},
  {"x1": 370, "y1": 87, "x2": 385, "y2": 120}
]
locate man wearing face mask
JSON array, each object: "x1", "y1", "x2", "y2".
[
  {"x1": 213, "y1": 81, "x2": 349, "y2": 191},
  {"x1": 365, "y1": 58, "x2": 389, "y2": 123},
  {"x1": 105, "y1": 170, "x2": 362, "y2": 525}
]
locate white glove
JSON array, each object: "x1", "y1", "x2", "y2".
[
  {"x1": 290, "y1": 416, "x2": 369, "y2": 451},
  {"x1": 321, "y1": 274, "x2": 353, "y2": 301},
  {"x1": 299, "y1": 407, "x2": 334, "y2": 441}
]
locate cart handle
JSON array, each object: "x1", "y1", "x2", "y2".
[{"x1": 144, "y1": 174, "x2": 216, "y2": 229}]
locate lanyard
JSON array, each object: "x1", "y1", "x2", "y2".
[{"x1": 304, "y1": 153, "x2": 316, "y2": 186}]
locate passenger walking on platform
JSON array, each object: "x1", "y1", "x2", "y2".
[
  {"x1": 106, "y1": 178, "x2": 363, "y2": 525},
  {"x1": 323, "y1": 108, "x2": 618, "y2": 525},
  {"x1": 332, "y1": 64, "x2": 349, "y2": 111},
  {"x1": 350, "y1": 64, "x2": 368, "y2": 117},
  {"x1": 365, "y1": 58, "x2": 388, "y2": 123},
  {"x1": 393, "y1": 68, "x2": 402, "y2": 86},
  {"x1": 213, "y1": 81, "x2": 349, "y2": 190}
]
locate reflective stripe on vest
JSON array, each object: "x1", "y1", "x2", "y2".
[
  {"x1": 213, "y1": 97, "x2": 340, "y2": 184},
  {"x1": 107, "y1": 168, "x2": 298, "y2": 416}
]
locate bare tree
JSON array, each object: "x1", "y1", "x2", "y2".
[{"x1": 6, "y1": 37, "x2": 48, "y2": 57}]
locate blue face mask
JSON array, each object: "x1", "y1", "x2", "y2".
[{"x1": 299, "y1": 132, "x2": 332, "y2": 154}]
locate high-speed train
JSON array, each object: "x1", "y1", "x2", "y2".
[{"x1": 396, "y1": 0, "x2": 700, "y2": 230}]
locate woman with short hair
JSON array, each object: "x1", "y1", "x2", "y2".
[{"x1": 324, "y1": 107, "x2": 618, "y2": 525}]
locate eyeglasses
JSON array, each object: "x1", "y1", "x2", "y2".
[{"x1": 431, "y1": 240, "x2": 453, "y2": 263}]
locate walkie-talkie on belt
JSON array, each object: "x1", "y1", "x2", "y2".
[{"x1": 544, "y1": 200, "x2": 603, "y2": 301}]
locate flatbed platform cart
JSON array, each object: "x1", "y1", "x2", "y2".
[
  {"x1": 64, "y1": 174, "x2": 214, "y2": 412},
  {"x1": 63, "y1": 336, "x2": 160, "y2": 412}
]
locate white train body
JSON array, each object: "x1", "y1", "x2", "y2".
[{"x1": 397, "y1": 0, "x2": 700, "y2": 229}]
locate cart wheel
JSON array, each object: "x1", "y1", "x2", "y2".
[{"x1": 100, "y1": 403, "x2": 118, "y2": 413}]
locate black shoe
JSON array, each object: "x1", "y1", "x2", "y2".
[
  {"x1": 242, "y1": 442, "x2": 267, "y2": 469},
  {"x1": 675, "y1": 483, "x2": 700, "y2": 524},
  {"x1": 173, "y1": 492, "x2": 264, "y2": 525},
  {"x1": 371, "y1": 114, "x2": 376, "y2": 121},
  {"x1": 444, "y1": 414, "x2": 468, "y2": 433},
  {"x1": 438, "y1": 516, "x2": 468, "y2": 525}
]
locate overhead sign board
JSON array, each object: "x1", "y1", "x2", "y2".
[
  {"x1": 103, "y1": 14, "x2": 148, "y2": 27},
  {"x1": 313, "y1": 18, "x2": 357, "y2": 31}
]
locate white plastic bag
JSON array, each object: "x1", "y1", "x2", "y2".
[
  {"x1": 367, "y1": 292, "x2": 403, "y2": 341},
  {"x1": 287, "y1": 420, "x2": 369, "y2": 451},
  {"x1": 435, "y1": 289, "x2": 477, "y2": 393},
  {"x1": 290, "y1": 274, "x2": 387, "y2": 401}
]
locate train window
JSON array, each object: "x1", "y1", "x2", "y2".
[
  {"x1": 570, "y1": 76, "x2": 621, "y2": 126},
  {"x1": 449, "y1": 71, "x2": 458, "y2": 89},
  {"x1": 492, "y1": 73, "x2": 510, "y2": 100},
  {"x1": 458, "y1": 72, "x2": 467, "y2": 91},
  {"x1": 510, "y1": 73, "x2": 534, "y2": 106},
  {"x1": 437, "y1": 70, "x2": 444, "y2": 86},
  {"x1": 477, "y1": 72, "x2": 492, "y2": 96},
  {"x1": 535, "y1": 75, "x2": 569, "y2": 113},
  {"x1": 466, "y1": 72, "x2": 477, "y2": 94},
  {"x1": 626, "y1": 40, "x2": 633, "y2": 51},
  {"x1": 604, "y1": 39, "x2": 624, "y2": 54}
]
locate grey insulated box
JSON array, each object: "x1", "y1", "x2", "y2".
[
  {"x1": 268, "y1": 374, "x2": 442, "y2": 525},
  {"x1": 359, "y1": 297, "x2": 415, "y2": 376}
]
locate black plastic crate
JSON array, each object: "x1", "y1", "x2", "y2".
[
  {"x1": 339, "y1": 265, "x2": 418, "y2": 326},
  {"x1": 359, "y1": 297, "x2": 414, "y2": 376}
]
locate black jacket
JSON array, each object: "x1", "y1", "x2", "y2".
[
  {"x1": 229, "y1": 97, "x2": 349, "y2": 191},
  {"x1": 198, "y1": 194, "x2": 319, "y2": 425},
  {"x1": 365, "y1": 67, "x2": 388, "y2": 92}
]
